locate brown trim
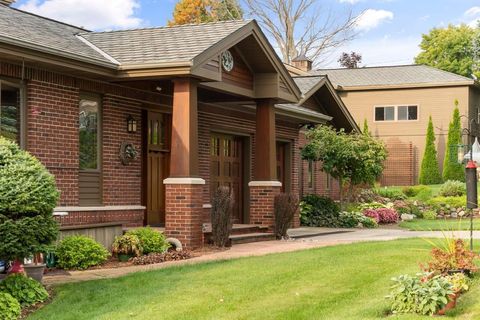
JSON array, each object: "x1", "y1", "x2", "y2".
[{"x1": 0, "y1": 77, "x2": 26, "y2": 148}]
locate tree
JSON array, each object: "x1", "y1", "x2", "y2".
[
  {"x1": 338, "y1": 51, "x2": 362, "y2": 68},
  {"x1": 244, "y1": 0, "x2": 360, "y2": 64},
  {"x1": 301, "y1": 125, "x2": 387, "y2": 207},
  {"x1": 363, "y1": 119, "x2": 370, "y2": 136},
  {"x1": 169, "y1": 0, "x2": 243, "y2": 26},
  {"x1": 0, "y1": 137, "x2": 59, "y2": 263},
  {"x1": 443, "y1": 104, "x2": 465, "y2": 181},
  {"x1": 419, "y1": 117, "x2": 443, "y2": 184},
  {"x1": 415, "y1": 24, "x2": 480, "y2": 78}
]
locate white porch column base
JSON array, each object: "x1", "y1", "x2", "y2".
[
  {"x1": 163, "y1": 177, "x2": 206, "y2": 185},
  {"x1": 248, "y1": 181, "x2": 282, "y2": 187}
]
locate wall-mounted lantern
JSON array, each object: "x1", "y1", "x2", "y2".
[{"x1": 127, "y1": 115, "x2": 137, "y2": 133}]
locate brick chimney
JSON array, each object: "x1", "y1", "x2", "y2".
[
  {"x1": 0, "y1": 0, "x2": 16, "y2": 6},
  {"x1": 292, "y1": 54, "x2": 313, "y2": 72}
]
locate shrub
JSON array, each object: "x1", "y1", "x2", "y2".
[
  {"x1": 363, "y1": 208, "x2": 398, "y2": 224},
  {"x1": 338, "y1": 211, "x2": 378, "y2": 228},
  {"x1": 427, "y1": 196, "x2": 466, "y2": 210},
  {"x1": 374, "y1": 188, "x2": 406, "y2": 200},
  {"x1": 419, "y1": 116, "x2": 442, "y2": 184},
  {"x1": 401, "y1": 185, "x2": 431, "y2": 198},
  {"x1": 446, "y1": 273, "x2": 470, "y2": 293},
  {"x1": 423, "y1": 210, "x2": 438, "y2": 220},
  {"x1": 0, "y1": 273, "x2": 48, "y2": 306},
  {"x1": 387, "y1": 273, "x2": 454, "y2": 315},
  {"x1": 357, "y1": 202, "x2": 388, "y2": 211},
  {"x1": 0, "y1": 292, "x2": 21, "y2": 320},
  {"x1": 443, "y1": 107, "x2": 465, "y2": 182},
  {"x1": 422, "y1": 238, "x2": 478, "y2": 275},
  {"x1": 126, "y1": 227, "x2": 169, "y2": 254},
  {"x1": 112, "y1": 234, "x2": 143, "y2": 257},
  {"x1": 438, "y1": 180, "x2": 466, "y2": 197},
  {"x1": 274, "y1": 193, "x2": 299, "y2": 239},
  {"x1": 299, "y1": 194, "x2": 340, "y2": 227},
  {"x1": 363, "y1": 209, "x2": 380, "y2": 223},
  {"x1": 211, "y1": 186, "x2": 233, "y2": 247},
  {"x1": 56, "y1": 235, "x2": 109, "y2": 270},
  {"x1": 0, "y1": 137, "x2": 59, "y2": 262}
]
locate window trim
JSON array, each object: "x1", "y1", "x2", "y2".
[
  {"x1": 0, "y1": 78, "x2": 26, "y2": 148},
  {"x1": 373, "y1": 104, "x2": 419, "y2": 123},
  {"x1": 79, "y1": 92, "x2": 102, "y2": 173},
  {"x1": 307, "y1": 160, "x2": 314, "y2": 189}
]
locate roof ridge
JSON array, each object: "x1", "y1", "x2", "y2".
[
  {"x1": 419, "y1": 64, "x2": 474, "y2": 81},
  {"x1": 5, "y1": 5, "x2": 90, "y2": 32},
  {"x1": 315, "y1": 64, "x2": 419, "y2": 72},
  {"x1": 82, "y1": 19, "x2": 252, "y2": 36}
]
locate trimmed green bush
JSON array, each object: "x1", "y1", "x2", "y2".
[
  {"x1": 426, "y1": 196, "x2": 466, "y2": 210},
  {"x1": 300, "y1": 195, "x2": 340, "y2": 227},
  {"x1": 0, "y1": 273, "x2": 48, "y2": 306},
  {"x1": 374, "y1": 188, "x2": 406, "y2": 200},
  {"x1": 0, "y1": 292, "x2": 21, "y2": 320},
  {"x1": 438, "y1": 180, "x2": 466, "y2": 197},
  {"x1": 419, "y1": 117, "x2": 442, "y2": 184},
  {"x1": 0, "y1": 137, "x2": 59, "y2": 262},
  {"x1": 401, "y1": 185, "x2": 431, "y2": 198},
  {"x1": 126, "y1": 227, "x2": 170, "y2": 254},
  {"x1": 56, "y1": 235, "x2": 110, "y2": 270},
  {"x1": 338, "y1": 211, "x2": 378, "y2": 228},
  {"x1": 443, "y1": 106, "x2": 465, "y2": 182}
]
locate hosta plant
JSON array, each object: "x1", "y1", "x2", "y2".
[
  {"x1": 446, "y1": 273, "x2": 470, "y2": 293},
  {"x1": 0, "y1": 273, "x2": 48, "y2": 306},
  {"x1": 387, "y1": 273, "x2": 454, "y2": 316},
  {"x1": 0, "y1": 292, "x2": 21, "y2": 320},
  {"x1": 112, "y1": 234, "x2": 143, "y2": 257},
  {"x1": 126, "y1": 227, "x2": 169, "y2": 254}
]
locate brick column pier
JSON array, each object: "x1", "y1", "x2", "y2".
[
  {"x1": 164, "y1": 178, "x2": 205, "y2": 249},
  {"x1": 249, "y1": 181, "x2": 282, "y2": 231}
]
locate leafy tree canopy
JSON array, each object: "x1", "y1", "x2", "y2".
[
  {"x1": 169, "y1": 0, "x2": 243, "y2": 26},
  {"x1": 415, "y1": 24, "x2": 480, "y2": 78}
]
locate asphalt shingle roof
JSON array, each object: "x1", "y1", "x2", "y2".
[
  {"x1": 292, "y1": 75, "x2": 326, "y2": 94},
  {"x1": 80, "y1": 20, "x2": 251, "y2": 65},
  {"x1": 0, "y1": 6, "x2": 112, "y2": 65},
  {"x1": 313, "y1": 65, "x2": 474, "y2": 88}
]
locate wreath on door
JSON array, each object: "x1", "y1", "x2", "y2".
[{"x1": 119, "y1": 142, "x2": 138, "y2": 165}]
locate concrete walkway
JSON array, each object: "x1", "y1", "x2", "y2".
[{"x1": 43, "y1": 228, "x2": 480, "y2": 286}]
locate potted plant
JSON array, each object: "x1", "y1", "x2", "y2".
[
  {"x1": 112, "y1": 234, "x2": 143, "y2": 262},
  {"x1": 23, "y1": 252, "x2": 48, "y2": 283}
]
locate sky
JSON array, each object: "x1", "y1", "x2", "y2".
[{"x1": 12, "y1": 0, "x2": 480, "y2": 68}]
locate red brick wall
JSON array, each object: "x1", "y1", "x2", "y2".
[
  {"x1": 380, "y1": 141, "x2": 415, "y2": 186},
  {"x1": 54, "y1": 209, "x2": 143, "y2": 227},
  {"x1": 249, "y1": 185, "x2": 281, "y2": 231}
]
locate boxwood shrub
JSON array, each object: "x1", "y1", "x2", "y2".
[
  {"x1": 0, "y1": 292, "x2": 21, "y2": 320},
  {"x1": 438, "y1": 180, "x2": 466, "y2": 197},
  {"x1": 0, "y1": 273, "x2": 48, "y2": 307},
  {"x1": 126, "y1": 227, "x2": 170, "y2": 254},
  {"x1": 56, "y1": 235, "x2": 110, "y2": 270}
]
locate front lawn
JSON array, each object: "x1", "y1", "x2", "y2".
[
  {"x1": 30, "y1": 239, "x2": 480, "y2": 320},
  {"x1": 400, "y1": 218, "x2": 480, "y2": 231}
]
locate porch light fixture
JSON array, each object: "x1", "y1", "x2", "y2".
[{"x1": 127, "y1": 115, "x2": 137, "y2": 133}]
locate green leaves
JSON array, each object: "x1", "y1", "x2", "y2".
[
  {"x1": 0, "y1": 274, "x2": 48, "y2": 307},
  {"x1": 55, "y1": 235, "x2": 110, "y2": 270},
  {"x1": 0, "y1": 292, "x2": 20, "y2": 320},
  {"x1": 443, "y1": 107, "x2": 465, "y2": 182},
  {"x1": 419, "y1": 117, "x2": 443, "y2": 184},
  {"x1": 126, "y1": 227, "x2": 170, "y2": 254}
]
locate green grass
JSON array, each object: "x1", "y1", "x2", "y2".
[
  {"x1": 399, "y1": 218, "x2": 480, "y2": 231},
  {"x1": 30, "y1": 239, "x2": 480, "y2": 320}
]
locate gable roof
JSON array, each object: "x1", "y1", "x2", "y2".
[
  {"x1": 0, "y1": 6, "x2": 116, "y2": 68},
  {"x1": 313, "y1": 65, "x2": 475, "y2": 90},
  {"x1": 79, "y1": 20, "x2": 251, "y2": 66}
]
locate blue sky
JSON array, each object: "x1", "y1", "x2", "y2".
[{"x1": 12, "y1": 0, "x2": 480, "y2": 68}]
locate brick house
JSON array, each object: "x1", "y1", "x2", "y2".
[{"x1": 0, "y1": 4, "x2": 357, "y2": 248}]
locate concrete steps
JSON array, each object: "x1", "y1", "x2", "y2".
[{"x1": 203, "y1": 224, "x2": 275, "y2": 245}]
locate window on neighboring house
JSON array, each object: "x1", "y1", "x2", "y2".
[
  {"x1": 397, "y1": 105, "x2": 418, "y2": 121},
  {"x1": 0, "y1": 80, "x2": 23, "y2": 146},
  {"x1": 307, "y1": 160, "x2": 314, "y2": 189},
  {"x1": 79, "y1": 94, "x2": 102, "y2": 206},
  {"x1": 374, "y1": 106, "x2": 395, "y2": 121}
]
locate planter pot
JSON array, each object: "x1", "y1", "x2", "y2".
[
  {"x1": 9, "y1": 260, "x2": 24, "y2": 273},
  {"x1": 118, "y1": 254, "x2": 132, "y2": 262},
  {"x1": 437, "y1": 294, "x2": 458, "y2": 315},
  {"x1": 24, "y1": 264, "x2": 46, "y2": 283}
]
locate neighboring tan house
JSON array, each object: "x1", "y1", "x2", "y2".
[
  {"x1": 290, "y1": 61, "x2": 480, "y2": 186},
  {"x1": 0, "y1": 3, "x2": 356, "y2": 248}
]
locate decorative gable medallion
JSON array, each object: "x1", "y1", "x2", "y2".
[{"x1": 221, "y1": 50, "x2": 234, "y2": 72}]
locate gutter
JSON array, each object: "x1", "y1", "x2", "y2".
[{"x1": 275, "y1": 104, "x2": 332, "y2": 123}]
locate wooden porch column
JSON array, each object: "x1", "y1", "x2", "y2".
[
  {"x1": 249, "y1": 98, "x2": 281, "y2": 231},
  {"x1": 164, "y1": 78, "x2": 204, "y2": 249}
]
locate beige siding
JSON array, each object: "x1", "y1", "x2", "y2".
[{"x1": 338, "y1": 86, "x2": 471, "y2": 183}]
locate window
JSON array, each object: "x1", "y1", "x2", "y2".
[
  {"x1": 79, "y1": 96, "x2": 100, "y2": 170},
  {"x1": 374, "y1": 105, "x2": 418, "y2": 122},
  {"x1": 0, "y1": 81, "x2": 23, "y2": 146},
  {"x1": 325, "y1": 174, "x2": 331, "y2": 190},
  {"x1": 397, "y1": 105, "x2": 418, "y2": 121},
  {"x1": 375, "y1": 106, "x2": 395, "y2": 121},
  {"x1": 307, "y1": 160, "x2": 314, "y2": 189}
]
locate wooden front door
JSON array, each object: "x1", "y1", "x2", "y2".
[
  {"x1": 146, "y1": 112, "x2": 170, "y2": 226},
  {"x1": 210, "y1": 134, "x2": 243, "y2": 223}
]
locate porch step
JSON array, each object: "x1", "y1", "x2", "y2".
[
  {"x1": 229, "y1": 232, "x2": 276, "y2": 245},
  {"x1": 203, "y1": 224, "x2": 269, "y2": 236}
]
